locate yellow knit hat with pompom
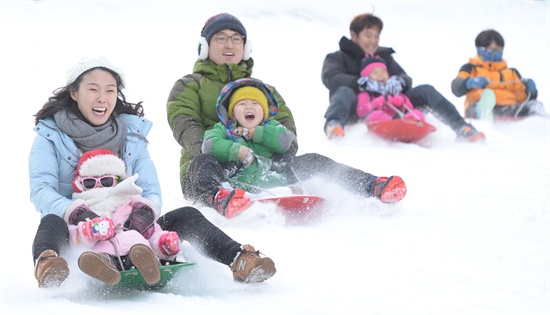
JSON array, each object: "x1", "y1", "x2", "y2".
[{"x1": 228, "y1": 86, "x2": 269, "y2": 121}]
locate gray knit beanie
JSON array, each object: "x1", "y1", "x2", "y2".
[{"x1": 201, "y1": 13, "x2": 247, "y2": 44}]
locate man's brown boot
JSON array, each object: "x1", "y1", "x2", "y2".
[{"x1": 231, "y1": 244, "x2": 276, "y2": 283}]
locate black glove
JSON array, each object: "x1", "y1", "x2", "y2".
[{"x1": 271, "y1": 153, "x2": 294, "y2": 173}]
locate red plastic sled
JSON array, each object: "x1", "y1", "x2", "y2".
[
  {"x1": 493, "y1": 116, "x2": 525, "y2": 122},
  {"x1": 255, "y1": 195, "x2": 325, "y2": 212},
  {"x1": 367, "y1": 118, "x2": 436, "y2": 143}
]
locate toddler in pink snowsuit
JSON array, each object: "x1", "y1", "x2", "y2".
[
  {"x1": 356, "y1": 54, "x2": 425, "y2": 123},
  {"x1": 65, "y1": 149, "x2": 180, "y2": 285}
]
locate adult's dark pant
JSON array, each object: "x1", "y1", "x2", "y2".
[
  {"x1": 32, "y1": 214, "x2": 70, "y2": 263},
  {"x1": 292, "y1": 153, "x2": 378, "y2": 198},
  {"x1": 406, "y1": 84, "x2": 467, "y2": 132},
  {"x1": 158, "y1": 206, "x2": 242, "y2": 266},
  {"x1": 324, "y1": 86, "x2": 358, "y2": 129}
]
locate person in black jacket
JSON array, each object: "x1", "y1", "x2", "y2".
[{"x1": 321, "y1": 13, "x2": 485, "y2": 142}]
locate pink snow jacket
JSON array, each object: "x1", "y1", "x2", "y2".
[{"x1": 65, "y1": 174, "x2": 176, "y2": 261}]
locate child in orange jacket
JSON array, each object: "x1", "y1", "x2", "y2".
[{"x1": 451, "y1": 29, "x2": 547, "y2": 120}]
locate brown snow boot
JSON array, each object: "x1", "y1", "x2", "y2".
[
  {"x1": 231, "y1": 244, "x2": 276, "y2": 283},
  {"x1": 35, "y1": 249, "x2": 70, "y2": 288},
  {"x1": 78, "y1": 252, "x2": 121, "y2": 285},
  {"x1": 129, "y1": 244, "x2": 161, "y2": 285}
]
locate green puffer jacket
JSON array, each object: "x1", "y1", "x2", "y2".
[{"x1": 166, "y1": 57, "x2": 298, "y2": 191}]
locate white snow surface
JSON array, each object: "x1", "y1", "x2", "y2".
[{"x1": 1, "y1": 1, "x2": 549, "y2": 314}]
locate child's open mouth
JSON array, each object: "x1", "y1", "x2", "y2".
[{"x1": 245, "y1": 112, "x2": 255, "y2": 120}]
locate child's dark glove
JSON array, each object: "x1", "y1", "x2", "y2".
[
  {"x1": 125, "y1": 203, "x2": 156, "y2": 239},
  {"x1": 67, "y1": 204, "x2": 99, "y2": 225}
]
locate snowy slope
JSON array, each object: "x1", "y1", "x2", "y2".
[{"x1": 0, "y1": 1, "x2": 549, "y2": 314}]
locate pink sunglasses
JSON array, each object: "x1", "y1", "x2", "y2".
[{"x1": 81, "y1": 175, "x2": 119, "y2": 190}]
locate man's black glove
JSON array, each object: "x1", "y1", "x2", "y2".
[{"x1": 271, "y1": 153, "x2": 294, "y2": 173}]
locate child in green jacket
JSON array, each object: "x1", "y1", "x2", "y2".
[{"x1": 202, "y1": 78, "x2": 297, "y2": 218}]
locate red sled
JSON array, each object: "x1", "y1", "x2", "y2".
[
  {"x1": 255, "y1": 195, "x2": 325, "y2": 212},
  {"x1": 366, "y1": 118, "x2": 436, "y2": 143},
  {"x1": 493, "y1": 116, "x2": 525, "y2": 122}
]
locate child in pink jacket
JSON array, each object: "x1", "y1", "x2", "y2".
[
  {"x1": 65, "y1": 149, "x2": 180, "y2": 285},
  {"x1": 357, "y1": 54, "x2": 425, "y2": 123}
]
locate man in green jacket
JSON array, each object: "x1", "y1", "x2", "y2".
[{"x1": 166, "y1": 13, "x2": 297, "y2": 202}]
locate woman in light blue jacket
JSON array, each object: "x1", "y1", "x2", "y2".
[
  {"x1": 29, "y1": 56, "x2": 162, "y2": 287},
  {"x1": 31, "y1": 56, "x2": 277, "y2": 288}
]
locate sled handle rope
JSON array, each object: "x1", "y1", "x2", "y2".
[
  {"x1": 108, "y1": 237, "x2": 127, "y2": 271},
  {"x1": 485, "y1": 80, "x2": 530, "y2": 118},
  {"x1": 385, "y1": 101, "x2": 423, "y2": 121},
  {"x1": 513, "y1": 92, "x2": 531, "y2": 118}
]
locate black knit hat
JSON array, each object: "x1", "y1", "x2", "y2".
[{"x1": 201, "y1": 13, "x2": 247, "y2": 43}]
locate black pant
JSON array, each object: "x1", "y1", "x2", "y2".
[
  {"x1": 157, "y1": 206, "x2": 242, "y2": 266},
  {"x1": 292, "y1": 153, "x2": 378, "y2": 197},
  {"x1": 184, "y1": 153, "x2": 380, "y2": 202},
  {"x1": 405, "y1": 84, "x2": 468, "y2": 132},
  {"x1": 324, "y1": 86, "x2": 358, "y2": 129},
  {"x1": 33, "y1": 207, "x2": 242, "y2": 267},
  {"x1": 32, "y1": 214, "x2": 70, "y2": 262}
]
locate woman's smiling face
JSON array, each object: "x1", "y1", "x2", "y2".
[{"x1": 70, "y1": 69, "x2": 118, "y2": 126}]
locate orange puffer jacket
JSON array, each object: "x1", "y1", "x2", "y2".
[{"x1": 456, "y1": 56, "x2": 527, "y2": 110}]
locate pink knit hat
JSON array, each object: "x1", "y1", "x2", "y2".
[{"x1": 360, "y1": 54, "x2": 387, "y2": 77}]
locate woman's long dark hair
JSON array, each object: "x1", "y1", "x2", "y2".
[{"x1": 34, "y1": 67, "x2": 144, "y2": 125}]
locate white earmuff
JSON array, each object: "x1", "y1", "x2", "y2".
[
  {"x1": 198, "y1": 37, "x2": 209, "y2": 60},
  {"x1": 242, "y1": 39, "x2": 253, "y2": 61}
]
